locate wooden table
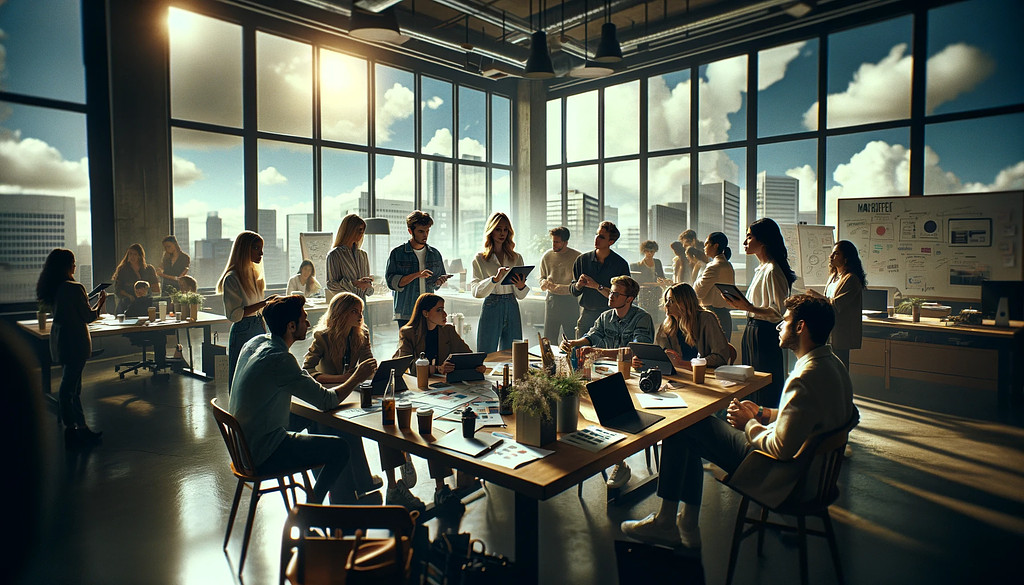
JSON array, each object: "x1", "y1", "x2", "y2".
[
  {"x1": 291, "y1": 354, "x2": 770, "y2": 583},
  {"x1": 17, "y1": 311, "x2": 231, "y2": 395}
]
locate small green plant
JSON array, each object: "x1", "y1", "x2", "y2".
[
  {"x1": 169, "y1": 291, "x2": 185, "y2": 305},
  {"x1": 549, "y1": 370, "x2": 587, "y2": 398},
  {"x1": 181, "y1": 291, "x2": 205, "y2": 306},
  {"x1": 509, "y1": 371, "x2": 559, "y2": 420},
  {"x1": 895, "y1": 297, "x2": 925, "y2": 314}
]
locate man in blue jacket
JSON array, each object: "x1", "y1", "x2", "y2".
[{"x1": 385, "y1": 210, "x2": 450, "y2": 327}]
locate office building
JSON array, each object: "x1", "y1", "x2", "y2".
[
  {"x1": 173, "y1": 217, "x2": 190, "y2": 257},
  {"x1": 699, "y1": 180, "x2": 742, "y2": 251},
  {"x1": 756, "y1": 171, "x2": 799, "y2": 225},
  {"x1": 0, "y1": 194, "x2": 78, "y2": 303}
]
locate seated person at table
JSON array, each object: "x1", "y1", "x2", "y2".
[
  {"x1": 561, "y1": 275, "x2": 655, "y2": 489},
  {"x1": 301, "y1": 292, "x2": 390, "y2": 504},
  {"x1": 633, "y1": 283, "x2": 730, "y2": 372},
  {"x1": 124, "y1": 281, "x2": 154, "y2": 318},
  {"x1": 230, "y1": 294, "x2": 368, "y2": 505},
  {"x1": 395, "y1": 293, "x2": 487, "y2": 513},
  {"x1": 620, "y1": 294, "x2": 854, "y2": 548}
]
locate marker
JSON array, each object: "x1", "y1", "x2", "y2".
[{"x1": 477, "y1": 438, "x2": 505, "y2": 457}]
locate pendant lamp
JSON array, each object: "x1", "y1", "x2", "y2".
[
  {"x1": 349, "y1": 7, "x2": 409, "y2": 45},
  {"x1": 524, "y1": 30, "x2": 555, "y2": 79},
  {"x1": 593, "y1": 21, "x2": 623, "y2": 62}
]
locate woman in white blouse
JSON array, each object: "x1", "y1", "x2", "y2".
[
  {"x1": 326, "y1": 214, "x2": 373, "y2": 301},
  {"x1": 471, "y1": 212, "x2": 529, "y2": 353},
  {"x1": 724, "y1": 218, "x2": 796, "y2": 407},
  {"x1": 287, "y1": 260, "x2": 322, "y2": 297},
  {"x1": 217, "y1": 231, "x2": 269, "y2": 388},
  {"x1": 807, "y1": 240, "x2": 865, "y2": 369}
]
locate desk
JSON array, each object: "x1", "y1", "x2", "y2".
[
  {"x1": 17, "y1": 311, "x2": 231, "y2": 395},
  {"x1": 851, "y1": 314, "x2": 1023, "y2": 404},
  {"x1": 291, "y1": 352, "x2": 769, "y2": 582}
]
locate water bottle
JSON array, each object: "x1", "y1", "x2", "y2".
[
  {"x1": 416, "y1": 352, "x2": 430, "y2": 389},
  {"x1": 382, "y1": 369, "x2": 396, "y2": 426}
]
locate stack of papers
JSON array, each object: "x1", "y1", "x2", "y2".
[
  {"x1": 559, "y1": 425, "x2": 626, "y2": 452},
  {"x1": 636, "y1": 392, "x2": 688, "y2": 409}
]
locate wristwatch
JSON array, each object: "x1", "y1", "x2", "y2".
[
  {"x1": 756, "y1": 405, "x2": 765, "y2": 424},
  {"x1": 598, "y1": 285, "x2": 604, "y2": 291}
]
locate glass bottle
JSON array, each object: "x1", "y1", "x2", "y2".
[{"x1": 382, "y1": 369, "x2": 397, "y2": 426}]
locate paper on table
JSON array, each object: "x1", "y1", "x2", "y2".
[
  {"x1": 478, "y1": 432, "x2": 554, "y2": 469},
  {"x1": 334, "y1": 406, "x2": 380, "y2": 419},
  {"x1": 558, "y1": 425, "x2": 626, "y2": 452},
  {"x1": 432, "y1": 431, "x2": 504, "y2": 457},
  {"x1": 438, "y1": 399, "x2": 505, "y2": 427},
  {"x1": 636, "y1": 391, "x2": 688, "y2": 409}
]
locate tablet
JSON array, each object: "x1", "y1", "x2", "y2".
[
  {"x1": 89, "y1": 282, "x2": 112, "y2": 297},
  {"x1": 628, "y1": 342, "x2": 675, "y2": 376},
  {"x1": 446, "y1": 352, "x2": 486, "y2": 370},
  {"x1": 714, "y1": 283, "x2": 748, "y2": 303},
  {"x1": 499, "y1": 265, "x2": 534, "y2": 285}
]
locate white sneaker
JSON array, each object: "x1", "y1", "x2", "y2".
[
  {"x1": 621, "y1": 513, "x2": 682, "y2": 547},
  {"x1": 606, "y1": 462, "x2": 632, "y2": 489},
  {"x1": 385, "y1": 479, "x2": 425, "y2": 512},
  {"x1": 399, "y1": 455, "x2": 418, "y2": 488}
]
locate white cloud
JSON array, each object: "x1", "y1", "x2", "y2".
[
  {"x1": 647, "y1": 76, "x2": 692, "y2": 150},
  {"x1": 697, "y1": 55, "x2": 747, "y2": 145},
  {"x1": 758, "y1": 41, "x2": 805, "y2": 91},
  {"x1": 785, "y1": 164, "x2": 818, "y2": 212},
  {"x1": 805, "y1": 42, "x2": 994, "y2": 129},
  {"x1": 423, "y1": 128, "x2": 453, "y2": 157},
  {"x1": 458, "y1": 136, "x2": 486, "y2": 160},
  {"x1": 258, "y1": 166, "x2": 287, "y2": 185},
  {"x1": 423, "y1": 96, "x2": 444, "y2": 110},
  {"x1": 172, "y1": 155, "x2": 203, "y2": 187},
  {"x1": 0, "y1": 131, "x2": 89, "y2": 193},
  {"x1": 376, "y1": 82, "x2": 415, "y2": 142}
]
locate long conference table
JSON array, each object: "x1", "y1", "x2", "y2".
[
  {"x1": 291, "y1": 351, "x2": 770, "y2": 583},
  {"x1": 17, "y1": 311, "x2": 231, "y2": 396}
]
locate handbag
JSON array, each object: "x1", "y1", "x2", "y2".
[{"x1": 421, "y1": 533, "x2": 515, "y2": 585}]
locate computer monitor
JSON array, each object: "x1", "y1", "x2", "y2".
[
  {"x1": 863, "y1": 288, "x2": 888, "y2": 312},
  {"x1": 980, "y1": 280, "x2": 1024, "y2": 321}
]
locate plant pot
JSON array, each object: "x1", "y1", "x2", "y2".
[
  {"x1": 911, "y1": 305, "x2": 921, "y2": 322},
  {"x1": 515, "y1": 401, "x2": 557, "y2": 447},
  {"x1": 556, "y1": 394, "x2": 579, "y2": 433},
  {"x1": 37, "y1": 311, "x2": 47, "y2": 330},
  {"x1": 189, "y1": 304, "x2": 199, "y2": 321}
]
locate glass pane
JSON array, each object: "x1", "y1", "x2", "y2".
[
  {"x1": 492, "y1": 169, "x2": 511, "y2": 218},
  {"x1": 825, "y1": 129, "x2": 909, "y2": 227},
  {"x1": 699, "y1": 55, "x2": 747, "y2": 145},
  {"x1": 648, "y1": 69, "x2": 691, "y2": 151},
  {"x1": 491, "y1": 94, "x2": 511, "y2": 165},
  {"x1": 169, "y1": 8, "x2": 241, "y2": 127},
  {"x1": 546, "y1": 168, "x2": 563, "y2": 229},
  {"x1": 547, "y1": 99, "x2": 562, "y2": 166},
  {"x1": 458, "y1": 87, "x2": 487, "y2": 161},
  {"x1": 171, "y1": 128, "x2": 244, "y2": 290},
  {"x1": 421, "y1": 160, "x2": 454, "y2": 257},
  {"x1": 322, "y1": 148, "x2": 369, "y2": 232},
  {"x1": 1, "y1": 0, "x2": 84, "y2": 102},
  {"x1": 758, "y1": 39, "x2": 819, "y2": 136},
  {"x1": 566, "y1": 91, "x2": 598, "y2": 162},
  {"x1": 605, "y1": 80, "x2": 639, "y2": 157},
  {"x1": 374, "y1": 155, "x2": 416, "y2": 275},
  {"x1": 566, "y1": 165, "x2": 600, "y2": 248},
  {"x1": 699, "y1": 149, "x2": 746, "y2": 281},
  {"x1": 0, "y1": 103, "x2": 90, "y2": 301},
  {"x1": 321, "y1": 49, "x2": 368, "y2": 145},
  {"x1": 420, "y1": 77, "x2": 453, "y2": 157},
  {"x1": 924, "y1": 113, "x2": 1024, "y2": 195},
  {"x1": 826, "y1": 16, "x2": 912, "y2": 128},
  {"x1": 605, "y1": 160, "x2": 640, "y2": 261},
  {"x1": 457, "y1": 165, "x2": 487, "y2": 265},
  {"x1": 258, "y1": 140, "x2": 313, "y2": 286},
  {"x1": 375, "y1": 65, "x2": 415, "y2": 151},
  {"x1": 648, "y1": 154, "x2": 691, "y2": 269},
  {"x1": 257, "y1": 32, "x2": 312, "y2": 137},
  {"x1": 757, "y1": 140, "x2": 818, "y2": 226},
  {"x1": 927, "y1": 0, "x2": 1024, "y2": 115}
]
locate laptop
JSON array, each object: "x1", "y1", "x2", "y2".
[
  {"x1": 361, "y1": 355, "x2": 416, "y2": 395},
  {"x1": 586, "y1": 372, "x2": 664, "y2": 434}
]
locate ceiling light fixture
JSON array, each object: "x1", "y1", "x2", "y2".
[
  {"x1": 569, "y1": 0, "x2": 612, "y2": 78},
  {"x1": 524, "y1": 0, "x2": 555, "y2": 79},
  {"x1": 593, "y1": 0, "x2": 623, "y2": 62},
  {"x1": 349, "y1": 7, "x2": 409, "y2": 44}
]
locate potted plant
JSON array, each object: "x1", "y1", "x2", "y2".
[
  {"x1": 510, "y1": 371, "x2": 559, "y2": 447},
  {"x1": 549, "y1": 368, "x2": 586, "y2": 433},
  {"x1": 169, "y1": 291, "x2": 185, "y2": 320},
  {"x1": 181, "y1": 291, "x2": 205, "y2": 321},
  {"x1": 37, "y1": 301, "x2": 51, "y2": 330},
  {"x1": 896, "y1": 296, "x2": 925, "y2": 322}
]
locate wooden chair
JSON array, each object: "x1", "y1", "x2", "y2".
[
  {"x1": 211, "y1": 398, "x2": 321, "y2": 574},
  {"x1": 717, "y1": 408, "x2": 860, "y2": 585},
  {"x1": 280, "y1": 504, "x2": 419, "y2": 585},
  {"x1": 727, "y1": 343, "x2": 738, "y2": 365}
]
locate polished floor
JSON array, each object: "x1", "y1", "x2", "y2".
[{"x1": 15, "y1": 339, "x2": 1024, "y2": 585}]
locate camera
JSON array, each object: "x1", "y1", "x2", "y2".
[{"x1": 638, "y1": 367, "x2": 662, "y2": 393}]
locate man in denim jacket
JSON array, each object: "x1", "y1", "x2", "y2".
[{"x1": 385, "y1": 210, "x2": 449, "y2": 327}]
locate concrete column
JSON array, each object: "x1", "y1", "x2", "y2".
[{"x1": 515, "y1": 79, "x2": 548, "y2": 247}]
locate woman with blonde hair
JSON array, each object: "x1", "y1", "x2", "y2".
[
  {"x1": 113, "y1": 243, "x2": 159, "y2": 314},
  {"x1": 218, "y1": 231, "x2": 269, "y2": 388},
  {"x1": 634, "y1": 283, "x2": 730, "y2": 372},
  {"x1": 155, "y1": 234, "x2": 190, "y2": 293},
  {"x1": 326, "y1": 213, "x2": 373, "y2": 301},
  {"x1": 470, "y1": 212, "x2": 529, "y2": 353}
]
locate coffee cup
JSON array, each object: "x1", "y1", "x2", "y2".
[
  {"x1": 417, "y1": 407, "x2": 434, "y2": 435},
  {"x1": 359, "y1": 386, "x2": 373, "y2": 408},
  {"x1": 887, "y1": 305, "x2": 895, "y2": 317},
  {"x1": 158, "y1": 300, "x2": 167, "y2": 321},
  {"x1": 691, "y1": 355, "x2": 707, "y2": 384},
  {"x1": 416, "y1": 363, "x2": 429, "y2": 389},
  {"x1": 397, "y1": 401, "x2": 413, "y2": 429},
  {"x1": 147, "y1": 306, "x2": 157, "y2": 322},
  {"x1": 117, "y1": 313, "x2": 125, "y2": 323},
  {"x1": 617, "y1": 348, "x2": 632, "y2": 378}
]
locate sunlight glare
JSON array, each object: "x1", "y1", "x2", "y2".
[
  {"x1": 167, "y1": 7, "x2": 195, "y2": 41},
  {"x1": 320, "y1": 51, "x2": 361, "y2": 94}
]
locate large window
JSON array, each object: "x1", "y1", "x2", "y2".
[{"x1": 0, "y1": 0, "x2": 91, "y2": 302}]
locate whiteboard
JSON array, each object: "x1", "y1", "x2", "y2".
[
  {"x1": 779, "y1": 224, "x2": 836, "y2": 289},
  {"x1": 837, "y1": 192, "x2": 1023, "y2": 300},
  {"x1": 299, "y1": 232, "x2": 334, "y2": 289}
]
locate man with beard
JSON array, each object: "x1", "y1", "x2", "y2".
[
  {"x1": 385, "y1": 210, "x2": 451, "y2": 328},
  {"x1": 620, "y1": 294, "x2": 854, "y2": 548}
]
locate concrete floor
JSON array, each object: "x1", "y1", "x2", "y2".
[{"x1": 14, "y1": 341, "x2": 1024, "y2": 585}]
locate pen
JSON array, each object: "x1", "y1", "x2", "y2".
[{"x1": 478, "y1": 438, "x2": 504, "y2": 456}]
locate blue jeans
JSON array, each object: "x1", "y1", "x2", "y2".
[
  {"x1": 656, "y1": 415, "x2": 752, "y2": 504},
  {"x1": 257, "y1": 432, "x2": 350, "y2": 505},
  {"x1": 228, "y1": 315, "x2": 266, "y2": 390},
  {"x1": 476, "y1": 294, "x2": 523, "y2": 354}
]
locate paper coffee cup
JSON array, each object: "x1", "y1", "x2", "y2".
[
  {"x1": 416, "y1": 407, "x2": 433, "y2": 434},
  {"x1": 691, "y1": 356, "x2": 707, "y2": 384},
  {"x1": 397, "y1": 401, "x2": 413, "y2": 429}
]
